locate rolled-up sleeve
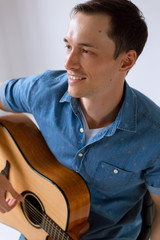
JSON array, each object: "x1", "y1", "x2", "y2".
[{"x1": 0, "y1": 73, "x2": 42, "y2": 113}]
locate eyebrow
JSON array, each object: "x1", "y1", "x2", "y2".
[{"x1": 63, "y1": 38, "x2": 98, "y2": 49}]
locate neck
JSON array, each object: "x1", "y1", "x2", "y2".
[{"x1": 80, "y1": 84, "x2": 124, "y2": 129}]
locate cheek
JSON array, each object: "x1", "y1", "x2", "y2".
[
  {"x1": 92, "y1": 64, "x2": 111, "y2": 78},
  {"x1": 64, "y1": 55, "x2": 68, "y2": 68},
  {"x1": 82, "y1": 55, "x2": 115, "y2": 77}
]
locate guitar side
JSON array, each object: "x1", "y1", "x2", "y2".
[{"x1": 0, "y1": 114, "x2": 90, "y2": 240}]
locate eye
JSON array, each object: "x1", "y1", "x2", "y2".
[
  {"x1": 65, "y1": 45, "x2": 72, "y2": 51},
  {"x1": 82, "y1": 49, "x2": 91, "y2": 54}
]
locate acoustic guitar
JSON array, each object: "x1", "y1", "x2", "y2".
[{"x1": 0, "y1": 113, "x2": 90, "y2": 240}]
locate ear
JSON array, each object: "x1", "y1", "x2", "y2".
[{"x1": 120, "y1": 50, "x2": 137, "y2": 72}]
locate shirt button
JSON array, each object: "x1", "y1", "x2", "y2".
[
  {"x1": 80, "y1": 128, "x2": 84, "y2": 133},
  {"x1": 78, "y1": 153, "x2": 83, "y2": 157},
  {"x1": 113, "y1": 169, "x2": 119, "y2": 174}
]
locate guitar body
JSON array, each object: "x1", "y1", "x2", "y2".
[{"x1": 0, "y1": 114, "x2": 90, "y2": 240}]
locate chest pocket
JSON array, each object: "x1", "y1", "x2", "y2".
[{"x1": 92, "y1": 162, "x2": 137, "y2": 196}]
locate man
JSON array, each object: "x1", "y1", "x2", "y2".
[{"x1": 0, "y1": 0, "x2": 160, "y2": 239}]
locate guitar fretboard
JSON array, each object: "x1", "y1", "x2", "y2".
[{"x1": 41, "y1": 213, "x2": 73, "y2": 240}]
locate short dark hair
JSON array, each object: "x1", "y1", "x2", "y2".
[{"x1": 71, "y1": 0, "x2": 148, "y2": 59}]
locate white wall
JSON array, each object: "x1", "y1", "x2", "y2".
[
  {"x1": 0, "y1": 0, "x2": 159, "y2": 105},
  {"x1": 128, "y1": 0, "x2": 160, "y2": 105},
  {"x1": 0, "y1": 0, "x2": 159, "y2": 239}
]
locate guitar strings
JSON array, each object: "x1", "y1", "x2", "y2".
[
  {"x1": 23, "y1": 200, "x2": 69, "y2": 240},
  {"x1": 23, "y1": 200, "x2": 66, "y2": 239},
  {"x1": 23, "y1": 200, "x2": 43, "y2": 223},
  {"x1": 23, "y1": 199, "x2": 71, "y2": 240}
]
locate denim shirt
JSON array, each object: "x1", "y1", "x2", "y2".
[{"x1": 1, "y1": 70, "x2": 160, "y2": 240}]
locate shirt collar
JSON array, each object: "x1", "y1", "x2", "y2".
[
  {"x1": 60, "y1": 90, "x2": 71, "y2": 103},
  {"x1": 117, "y1": 81, "x2": 137, "y2": 133},
  {"x1": 59, "y1": 81, "x2": 137, "y2": 133}
]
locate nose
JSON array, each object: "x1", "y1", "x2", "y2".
[{"x1": 64, "y1": 49, "x2": 80, "y2": 70}]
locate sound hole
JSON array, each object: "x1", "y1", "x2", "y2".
[{"x1": 21, "y1": 191, "x2": 45, "y2": 229}]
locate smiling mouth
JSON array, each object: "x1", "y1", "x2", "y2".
[{"x1": 69, "y1": 75, "x2": 86, "y2": 80}]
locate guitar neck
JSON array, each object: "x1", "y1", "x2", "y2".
[{"x1": 41, "y1": 212, "x2": 73, "y2": 240}]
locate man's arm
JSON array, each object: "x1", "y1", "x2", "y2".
[
  {"x1": 0, "y1": 82, "x2": 23, "y2": 211},
  {"x1": 150, "y1": 192, "x2": 160, "y2": 240}
]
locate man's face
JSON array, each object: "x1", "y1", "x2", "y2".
[{"x1": 64, "y1": 13, "x2": 125, "y2": 100}]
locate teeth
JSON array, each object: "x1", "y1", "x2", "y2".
[{"x1": 70, "y1": 76, "x2": 84, "y2": 80}]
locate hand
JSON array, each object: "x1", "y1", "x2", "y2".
[{"x1": 0, "y1": 173, "x2": 23, "y2": 213}]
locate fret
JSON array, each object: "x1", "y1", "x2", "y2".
[
  {"x1": 49, "y1": 218, "x2": 54, "y2": 238},
  {"x1": 53, "y1": 224, "x2": 58, "y2": 239},
  {"x1": 41, "y1": 213, "x2": 73, "y2": 240},
  {"x1": 57, "y1": 226, "x2": 61, "y2": 239}
]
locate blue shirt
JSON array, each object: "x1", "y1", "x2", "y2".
[{"x1": 1, "y1": 70, "x2": 160, "y2": 240}]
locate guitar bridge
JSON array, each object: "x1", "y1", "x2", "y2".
[{"x1": 1, "y1": 160, "x2": 10, "y2": 179}]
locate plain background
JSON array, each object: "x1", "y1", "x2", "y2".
[{"x1": 0, "y1": 0, "x2": 159, "y2": 239}]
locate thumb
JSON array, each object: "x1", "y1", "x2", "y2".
[{"x1": 7, "y1": 183, "x2": 24, "y2": 202}]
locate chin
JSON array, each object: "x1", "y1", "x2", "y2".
[
  {"x1": 68, "y1": 91, "x2": 80, "y2": 98},
  {"x1": 68, "y1": 88, "x2": 82, "y2": 98}
]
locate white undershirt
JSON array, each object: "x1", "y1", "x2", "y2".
[{"x1": 80, "y1": 109, "x2": 108, "y2": 144}]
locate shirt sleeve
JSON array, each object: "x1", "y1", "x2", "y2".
[
  {"x1": 144, "y1": 159, "x2": 160, "y2": 195},
  {"x1": 0, "y1": 73, "x2": 43, "y2": 113}
]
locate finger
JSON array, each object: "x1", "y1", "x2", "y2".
[
  {"x1": 0, "y1": 206, "x2": 6, "y2": 213},
  {"x1": 2, "y1": 198, "x2": 17, "y2": 212},
  {"x1": 7, "y1": 184, "x2": 24, "y2": 202},
  {"x1": 7, "y1": 198, "x2": 17, "y2": 207},
  {"x1": 0, "y1": 197, "x2": 16, "y2": 213},
  {"x1": 0, "y1": 195, "x2": 10, "y2": 212},
  {"x1": 5, "y1": 198, "x2": 10, "y2": 204},
  {"x1": 0, "y1": 198, "x2": 10, "y2": 213},
  {"x1": 6, "y1": 198, "x2": 14, "y2": 206},
  {"x1": 0, "y1": 192, "x2": 23, "y2": 213}
]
